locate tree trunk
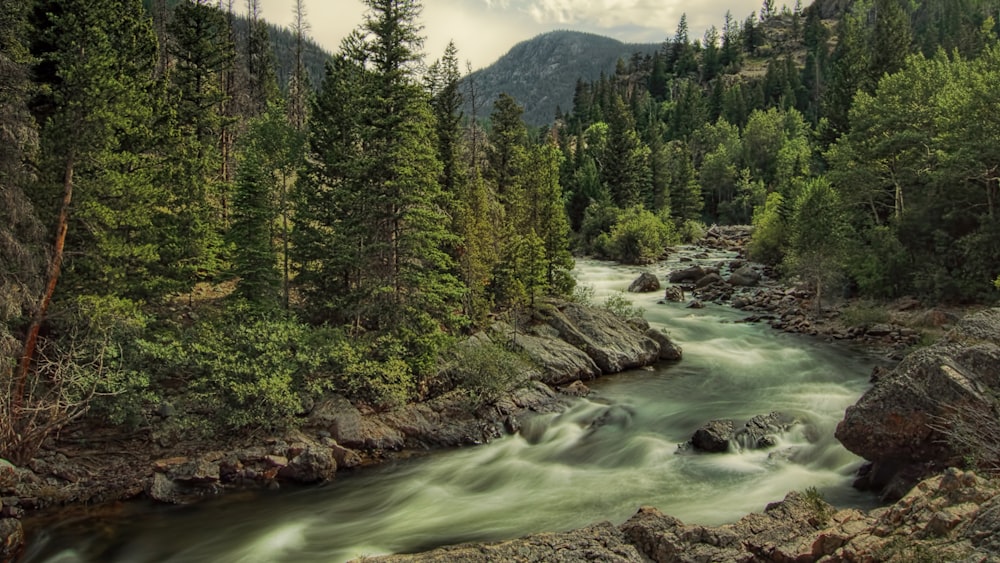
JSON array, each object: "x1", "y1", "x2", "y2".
[{"x1": 15, "y1": 153, "x2": 75, "y2": 412}]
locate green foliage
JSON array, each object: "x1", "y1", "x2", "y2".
[
  {"x1": 784, "y1": 177, "x2": 849, "y2": 313},
  {"x1": 602, "y1": 292, "x2": 644, "y2": 320},
  {"x1": 749, "y1": 192, "x2": 788, "y2": 265},
  {"x1": 602, "y1": 206, "x2": 677, "y2": 265},
  {"x1": 448, "y1": 340, "x2": 532, "y2": 408},
  {"x1": 323, "y1": 335, "x2": 415, "y2": 411},
  {"x1": 140, "y1": 307, "x2": 313, "y2": 431}
]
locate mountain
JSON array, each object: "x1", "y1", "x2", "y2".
[{"x1": 463, "y1": 30, "x2": 660, "y2": 126}]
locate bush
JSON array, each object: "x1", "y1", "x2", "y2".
[
  {"x1": 324, "y1": 335, "x2": 415, "y2": 411},
  {"x1": 138, "y1": 306, "x2": 316, "y2": 432},
  {"x1": 677, "y1": 219, "x2": 707, "y2": 243},
  {"x1": 603, "y1": 206, "x2": 677, "y2": 264},
  {"x1": 603, "y1": 292, "x2": 644, "y2": 319},
  {"x1": 449, "y1": 340, "x2": 533, "y2": 408}
]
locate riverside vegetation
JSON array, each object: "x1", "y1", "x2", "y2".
[{"x1": 3, "y1": 0, "x2": 1000, "y2": 560}]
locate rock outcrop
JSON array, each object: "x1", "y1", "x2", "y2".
[
  {"x1": 836, "y1": 308, "x2": 1000, "y2": 494},
  {"x1": 372, "y1": 468, "x2": 1000, "y2": 562}
]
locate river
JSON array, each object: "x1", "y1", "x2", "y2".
[{"x1": 22, "y1": 252, "x2": 880, "y2": 562}]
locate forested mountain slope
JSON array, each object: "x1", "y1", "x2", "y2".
[{"x1": 463, "y1": 30, "x2": 659, "y2": 126}]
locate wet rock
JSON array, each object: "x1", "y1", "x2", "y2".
[
  {"x1": 148, "y1": 456, "x2": 222, "y2": 504},
  {"x1": 837, "y1": 308, "x2": 1000, "y2": 492},
  {"x1": 1, "y1": 518, "x2": 24, "y2": 563},
  {"x1": 690, "y1": 419, "x2": 735, "y2": 452},
  {"x1": 644, "y1": 329, "x2": 682, "y2": 361},
  {"x1": 628, "y1": 272, "x2": 661, "y2": 293},
  {"x1": 686, "y1": 300, "x2": 704, "y2": 309},
  {"x1": 559, "y1": 380, "x2": 591, "y2": 397},
  {"x1": 694, "y1": 273, "x2": 725, "y2": 289},
  {"x1": 330, "y1": 443, "x2": 362, "y2": 469},
  {"x1": 668, "y1": 265, "x2": 706, "y2": 283},
  {"x1": 663, "y1": 286, "x2": 684, "y2": 302},
  {"x1": 734, "y1": 412, "x2": 797, "y2": 450}
]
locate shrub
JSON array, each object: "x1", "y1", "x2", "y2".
[
  {"x1": 604, "y1": 205, "x2": 677, "y2": 265},
  {"x1": 449, "y1": 340, "x2": 533, "y2": 408},
  {"x1": 603, "y1": 292, "x2": 644, "y2": 319}
]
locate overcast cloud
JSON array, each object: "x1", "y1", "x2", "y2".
[{"x1": 259, "y1": 0, "x2": 770, "y2": 70}]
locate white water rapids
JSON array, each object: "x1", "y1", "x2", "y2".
[{"x1": 24, "y1": 252, "x2": 880, "y2": 562}]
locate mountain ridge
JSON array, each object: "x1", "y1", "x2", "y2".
[{"x1": 463, "y1": 30, "x2": 660, "y2": 126}]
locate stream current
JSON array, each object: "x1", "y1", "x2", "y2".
[{"x1": 23, "y1": 252, "x2": 880, "y2": 562}]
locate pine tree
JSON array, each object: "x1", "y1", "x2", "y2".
[
  {"x1": 0, "y1": 0, "x2": 42, "y2": 327},
  {"x1": 823, "y1": 1, "x2": 873, "y2": 141},
  {"x1": 163, "y1": 0, "x2": 236, "y2": 290},
  {"x1": 13, "y1": 0, "x2": 160, "y2": 459},
  {"x1": 486, "y1": 93, "x2": 529, "y2": 206},
  {"x1": 298, "y1": 0, "x2": 464, "y2": 373},
  {"x1": 604, "y1": 95, "x2": 652, "y2": 208},
  {"x1": 665, "y1": 140, "x2": 704, "y2": 222},
  {"x1": 287, "y1": 0, "x2": 310, "y2": 131},
  {"x1": 871, "y1": 0, "x2": 912, "y2": 80}
]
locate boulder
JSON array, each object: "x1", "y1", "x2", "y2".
[
  {"x1": 1, "y1": 518, "x2": 24, "y2": 563},
  {"x1": 543, "y1": 301, "x2": 660, "y2": 374},
  {"x1": 628, "y1": 272, "x2": 661, "y2": 293},
  {"x1": 644, "y1": 329, "x2": 682, "y2": 361},
  {"x1": 690, "y1": 419, "x2": 735, "y2": 452},
  {"x1": 559, "y1": 380, "x2": 591, "y2": 397},
  {"x1": 663, "y1": 286, "x2": 684, "y2": 302},
  {"x1": 836, "y1": 308, "x2": 1000, "y2": 492},
  {"x1": 668, "y1": 265, "x2": 706, "y2": 283},
  {"x1": 278, "y1": 448, "x2": 337, "y2": 483},
  {"x1": 729, "y1": 266, "x2": 761, "y2": 287},
  {"x1": 309, "y1": 395, "x2": 405, "y2": 451},
  {"x1": 694, "y1": 273, "x2": 725, "y2": 289},
  {"x1": 509, "y1": 329, "x2": 600, "y2": 386}
]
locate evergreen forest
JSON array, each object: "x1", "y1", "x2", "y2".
[{"x1": 2, "y1": 0, "x2": 1000, "y2": 465}]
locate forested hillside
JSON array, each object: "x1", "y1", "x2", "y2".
[
  {"x1": 2, "y1": 0, "x2": 1000, "y2": 469},
  {"x1": 463, "y1": 31, "x2": 659, "y2": 126},
  {"x1": 0, "y1": 0, "x2": 573, "y2": 464},
  {"x1": 548, "y1": 0, "x2": 1000, "y2": 305}
]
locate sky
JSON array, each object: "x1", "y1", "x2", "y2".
[{"x1": 258, "y1": 0, "x2": 771, "y2": 71}]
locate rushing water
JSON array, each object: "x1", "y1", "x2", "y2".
[{"x1": 23, "y1": 253, "x2": 880, "y2": 562}]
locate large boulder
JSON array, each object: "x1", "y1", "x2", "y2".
[
  {"x1": 734, "y1": 412, "x2": 797, "y2": 450},
  {"x1": 628, "y1": 272, "x2": 661, "y2": 293},
  {"x1": 543, "y1": 301, "x2": 660, "y2": 374},
  {"x1": 836, "y1": 308, "x2": 1000, "y2": 491},
  {"x1": 729, "y1": 265, "x2": 762, "y2": 287},
  {"x1": 668, "y1": 265, "x2": 706, "y2": 283},
  {"x1": 509, "y1": 328, "x2": 601, "y2": 386},
  {"x1": 644, "y1": 329, "x2": 682, "y2": 361}
]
